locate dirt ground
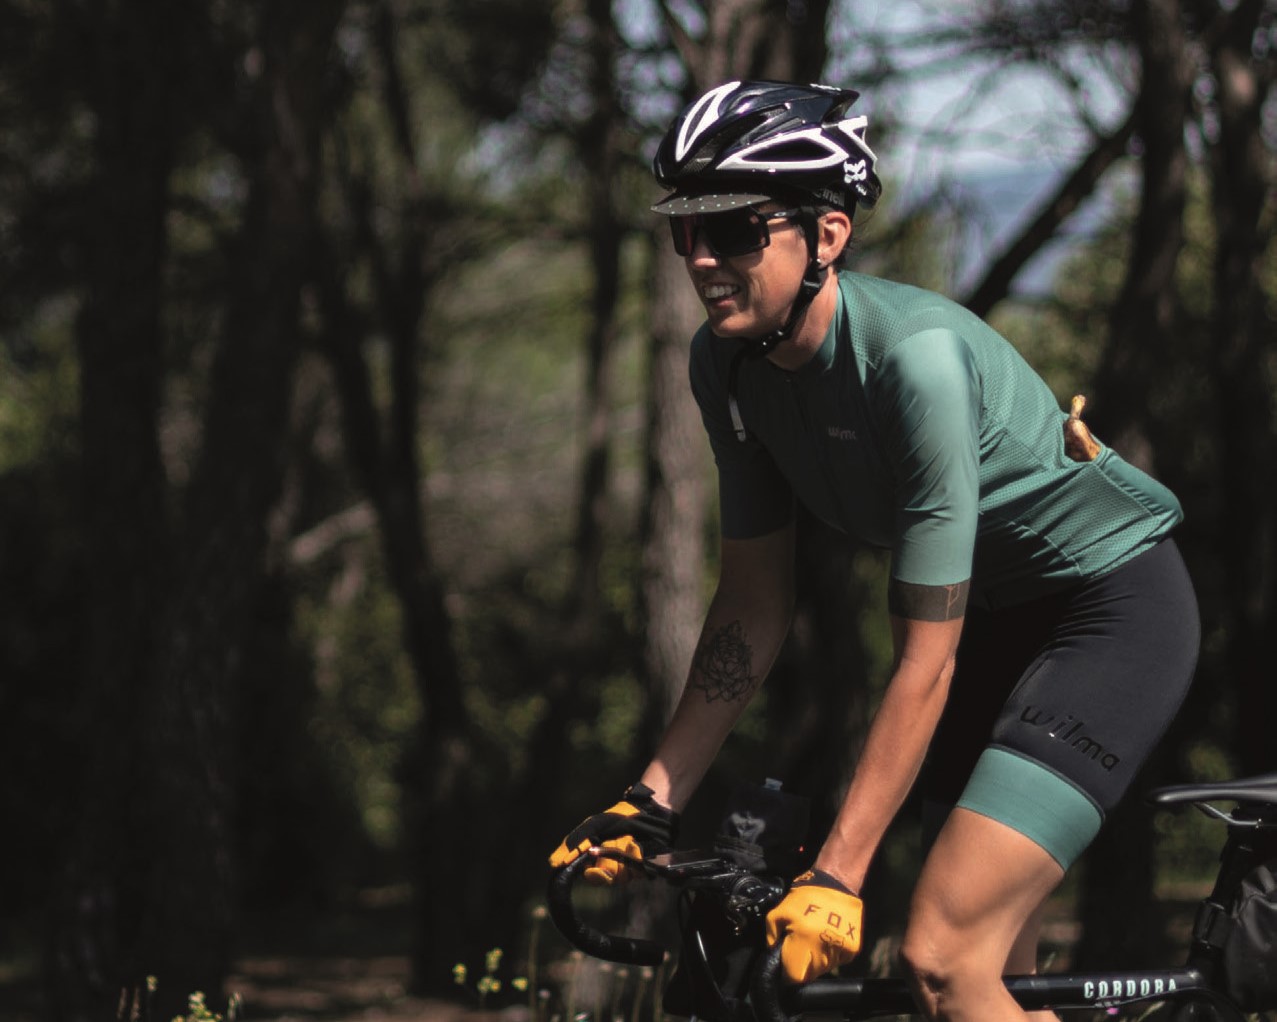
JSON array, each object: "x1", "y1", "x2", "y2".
[
  {"x1": 224, "y1": 953, "x2": 503, "y2": 1022},
  {"x1": 0, "y1": 895, "x2": 501, "y2": 1022},
  {"x1": 0, "y1": 950, "x2": 505, "y2": 1022},
  {"x1": 0, "y1": 885, "x2": 1203, "y2": 1022}
]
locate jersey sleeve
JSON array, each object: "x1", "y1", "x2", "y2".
[
  {"x1": 872, "y1": 328, "x2": 981, "y2": 588},
  {"x1": 689, "y1": 332, "x2": 795, "y2": 539}
]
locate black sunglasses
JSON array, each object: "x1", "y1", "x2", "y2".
[{"x1": 669, "y1": 207, "x2": 804, "y2": 258}]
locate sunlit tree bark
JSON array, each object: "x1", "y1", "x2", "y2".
[
  {"x1": 641, "y1": 234, "x2": 710, "y2": 722},
  {"x1": 640, "y1": 0, "x2": 869, "y2": 837}
]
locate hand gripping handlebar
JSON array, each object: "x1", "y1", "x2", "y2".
[
  {"x1": 546, "y1": 854, "x2": 667, "y2": 967},
  {"x1": 546, "y1": 848, "x2": 793, "y2": 1022},
  {"x1": 750, "y1": 944, "x2": 790, "y2": 1022}
]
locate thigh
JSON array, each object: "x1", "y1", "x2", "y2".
[
  {"x1": 907, "y1": 807, "x2": 1065, "y2": 976},
  {"x1": 920, "y1": 593, "x2": 1065, "y2": 809},
  {"x1": 988, "y1": 539, "x2": 1199, "y2": 814},
  {"x1": 923, "y1": 540, "x2": 1199, "y2": 814}
]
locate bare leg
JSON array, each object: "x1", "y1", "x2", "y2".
[
  {"x1": 1005, "y1": 902, "x2": 1046, "y2": 974},
  {"x1": 1005, "y1": 902, "x2": 1061, "y2": 1022},
  {"x1": 900, "y1": 808, "x2": 1065, "y2": 1022}
]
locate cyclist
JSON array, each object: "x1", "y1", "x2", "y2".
[{"x1": 550, "y1": 80, "x2": 1200, "y2": 1022}]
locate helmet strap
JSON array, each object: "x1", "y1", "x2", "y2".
[
  {"x1": 748, "y1": 208, "x2": 825, "y2": 354},
  {"x1": 727, "y1": 211, "x2": 828, "y2": 441}
]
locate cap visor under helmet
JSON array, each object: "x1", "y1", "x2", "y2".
[{"x1": 650, "y1": 190, "x2": 774, "y2": 216}]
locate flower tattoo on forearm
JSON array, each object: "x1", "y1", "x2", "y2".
[{"x1": 690, "y1": 620, "x2": 759, "y2": 703}]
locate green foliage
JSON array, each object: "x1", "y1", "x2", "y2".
[
  {"x1": 986, "y1": 173, "x2": 1137, "y2": 404},
  {"x1": 567, "y1": 674, "x2": 646, "y2": 758},
  {"x1": 453, "y1": 908, "x2": 662, "y2": 1022},
  {"x1": 293, "y1": 556, "x2": 420, "y2": 855},
  {"x1": 1, "y1": 0, "x2": 1273, "y2": 1002},
  {"x1": 0, "y1": 298, "x2": 80, "y2": 472},
  {"x1": 0, "y1": 302, "x2": 84, "y2": 941},
  {"x1": 417, "y1": 0, "x2": 557, "y2": 123},
  {"x1": 114, "y1": 979, "x2": 242, "y2": 1022},
  {"x1": 852, "y1": 195, "x2": 955, "y2": 293},
  {"x1": 168, "y1": 989, "x2": 241, "y2": 1022},
  {"x1": 452, "y1": 946, "x2": 530, "y2": 1008},
  {"x1": 1155, "y1": 741, "x2": 1239, "y2": 887},
  {"x1": 851, "y1": 547, "x2": 894, "y2": 681}
]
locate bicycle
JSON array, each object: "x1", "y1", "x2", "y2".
[{"x1": 548, "y1": 774, "x2": 1277, "y2": 1022}]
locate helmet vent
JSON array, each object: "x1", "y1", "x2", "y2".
[
  {"x1": 652, "y1": 81, "x2": 882, "y2": 208},
  {"x1": 765, "y1": 140, "x2": 833, "y2": 163}
]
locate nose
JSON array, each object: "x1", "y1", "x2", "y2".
[{"x1": 687, "y1": 228, "x2": 721, "y2": 265}]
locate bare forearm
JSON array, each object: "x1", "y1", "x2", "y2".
[
  {"x1": 815, "y1": 616, "x2": 962, "y2": 891},
  {"x1": 815, "y1": 668, "x2": 949, "y2": 889},
  {"x1": 640, "y1": 528, "x2": 797, "y2": 811},
  {"x1": 641, "y1": 607, "x2": 790, "y2": 810}
]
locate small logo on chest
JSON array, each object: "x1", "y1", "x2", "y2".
[{"x1": 827, "y1": 425, "x2": 858, "y2": 442}]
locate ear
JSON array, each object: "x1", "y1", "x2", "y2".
[{"x1": 816, "y1": 210, "x2": 853, "y2": 267}]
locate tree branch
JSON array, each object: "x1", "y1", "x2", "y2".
[{"x1": 962, "y1": 107, "x2": 1136, "y2": 318}]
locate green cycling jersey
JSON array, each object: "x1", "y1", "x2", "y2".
[{"x1": 689, "y1": 270, "x2": 1182, "y2": 611}]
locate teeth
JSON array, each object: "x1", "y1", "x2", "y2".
[{"x1": 702, "y1": 283, "x2": 739, "y2": 300}]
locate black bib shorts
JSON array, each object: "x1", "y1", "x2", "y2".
[{"x1": 920, "y1": 539, "x2": 1200, "y2": 868}]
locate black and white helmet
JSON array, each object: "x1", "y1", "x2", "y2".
[{"x1": 652, "y1": 80, "x2": 882, "y2": 216}]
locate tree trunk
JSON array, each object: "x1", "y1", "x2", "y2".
[
  {"x1": 49, "y1": 3, "x2": 346, "y2": 1017},
  {"x1": 314, "y1": 0, "x2": 494, "y2": 990},
  {"x1": 1075, "y1": 0, "x2": 1194, "y2": 971},
  {"x1": 49, "y1": 0, "x2": 178, "y2": 1016},
  {"x1": 642, "y1": 0, "x2": 864, "y2": 818},
  {"x1": 140, "y1": 1, "x2": 345, "y2": 1010},
  {"x1": 487, "y1": 0, "x2": 642, "y2": 973},
  {"x1": 640, "y1": 236, "x2": 712, "y2": 721},
  {"x1": 1206, "y1": 0, "x2": 1276, "y2": 777},
  {"x1": 1086, "y1": 0, "x2": 1192, "y2": 469},
  {"x1": 963, "y1": 111, "x2": 1136, "y2": 319}
]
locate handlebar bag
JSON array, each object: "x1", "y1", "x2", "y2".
[
  {"x1": 663, "y1": 780, "x2": 809, "y2": 1022},
  {"x1": 1223, "y1": 858, "x2": 1277, "y2": 1012},
  {"x1": 714, "y1": 780, "x2": 810, "y2": 874}
]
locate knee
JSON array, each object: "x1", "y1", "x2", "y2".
[
  {"x1": 899, "y1": 927, "x2": 950, "y2": 1015},
  {"x1": 898, "y1": 920, "x2": 1001, "y2": 1021}
]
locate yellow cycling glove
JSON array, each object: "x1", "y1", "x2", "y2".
[
  {"x1": 765, "y1": 868, "x2": 863, "y2": 983},
  {"x1": 549, "y1": 783, "x2": 679, "y2": 885}
]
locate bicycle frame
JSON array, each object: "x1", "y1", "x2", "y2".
[
  {"x1": 757, "y1": 945, "x2": 1233, "y2": 1021},
  {"x1": 548, "y1": 774, "x2": 1277, "y2": 1022}
]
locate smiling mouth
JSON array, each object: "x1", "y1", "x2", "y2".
[{"x1": 701, "y1": 283, "x2": 740, "y2": 301}]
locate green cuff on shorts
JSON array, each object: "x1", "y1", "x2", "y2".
[{"x1": 956, "y1": 747, "x2": 1103, "y2": 870}]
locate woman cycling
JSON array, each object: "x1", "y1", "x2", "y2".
[{"x1": 551, "y1": 80, "x2": 1199, "y2": 1022}]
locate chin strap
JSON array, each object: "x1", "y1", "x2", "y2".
[
  {"x1": 751, "y1": 209, "x2": 826, "y2": 354},
  {"x1": 753, "y1": 259, "x2": 826, "y2": 354},
  {"x1": 728, "y1": 213, "x2": 827, "y2": 441}
]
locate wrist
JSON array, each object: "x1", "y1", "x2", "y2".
[
  {"x1": 795, "y1": 867, "x2": 858, "y2": 896},
  {"x1": 624, "y1": 782, "x2": 676, "y2": 818},
  {"x1": 811, "y1": 854, "x2": 864, "y2": 896},
  {"x1": 635, "y1": 769, "x2": 684, "y2": 813}
]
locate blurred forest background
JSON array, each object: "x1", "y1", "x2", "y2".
[{"x1": 1, "y1": 0, "x2": 1274, "y2": 1019}]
